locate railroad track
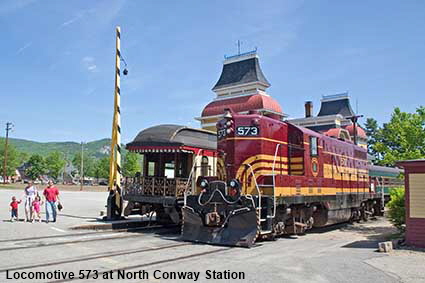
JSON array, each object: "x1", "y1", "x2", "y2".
[
  {"x1": 0, "y1": 242, "x2": 190, "y2": 273},
  {"x1": 0, "y1": 225, "x2": 180, "y2": 252},
  {"x1": 0, "y1": 223, "x2": 170, "y2": 243},
  {"x1": 47, "y1": 246, "x2": 232, "y2": 283}
]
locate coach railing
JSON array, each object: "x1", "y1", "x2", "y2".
[{"x1": 124, "y1": 176, "x2": 191, "y2": 197}]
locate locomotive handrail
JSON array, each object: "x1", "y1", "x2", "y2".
[
  {"x1": 245, "y1": 163, "x2": 262, "y2": 219},
  {"x1": 183, "y1": 149, "x2": 204, "y2": 207},
  {"x1": 271, "y1": 143, "x2": 281, "y2": 218},
  {"x1": 197, "y1": 187, "x2": 241, "y2": 206}
]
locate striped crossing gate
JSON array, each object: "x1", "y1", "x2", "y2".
[{"x1": 107, "y1": 26, "x2": 123, "y2": 220}]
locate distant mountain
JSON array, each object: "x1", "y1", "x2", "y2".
[{"x1": 0, "y1": 137, "x2": 120, "y2": 159}]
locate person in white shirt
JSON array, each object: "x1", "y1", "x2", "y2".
[{"x1": 22, "y1": 181, "x2": 38, "y2": 222}]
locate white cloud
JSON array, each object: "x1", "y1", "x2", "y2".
[
  {"x1": 16, "y1": 41, "x2": 32, "y2": 55},
  {"x1": 60, "y1": 8, "x2": 95, "y2": 28},
  {"x1": 81, "y1": 56, "x2": 98, "y2": 73}
]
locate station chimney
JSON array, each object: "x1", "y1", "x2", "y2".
[{"x1": 305, "y1": 101, "x2": 313, "y2": 117}]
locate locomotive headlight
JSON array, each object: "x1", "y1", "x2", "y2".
[
  {"x1": 226, "y1": 128, "x2": 233, "y2": 134},
  {"x1": 229, "y1": 179, "x2": 239, "y2": 188},
  {"x1": 228, "y1": 179, "x2": 241, "y2": 197},
  {"x1": 226, "y1": 120, "x2": 233, "y2": 127},
  {"x1": 200, "y1": 179, "x2": 209, "y2": 189}
]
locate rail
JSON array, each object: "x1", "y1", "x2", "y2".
[
  {"x1": 271, "y1": 143, "x2": 281, "y2": 218},
  {"x1": 124, "y1": 176, "x2": 190, "y2": 198}
]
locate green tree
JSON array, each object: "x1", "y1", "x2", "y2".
[
  {"x1": 0, "y1": 142, "x2": 21, "y2": 177},
  {"x1": 26, "y1": 154, "x2": 46, "y2": 180},
  {"x1": 370, "y1": 106, "x2": 425, "y2": 166},
  {"x1": 45, "y1": 151, "x2": 66, "y2": 181},
  {"x1": 93, "y1": 156, "x2": 110, "y2": 181},
  {"x1": 364, "y1": 117, "x2": 380, "y2": 159},
  {"x1": 122, "y1": 152, "x2": 141, "y2": 177},
  {"x1": 387, "y1": 187, "x2": 405, "y2": 232},
  {"x1": 72, "y1": 152, "x2": 95, "y2": 177}
]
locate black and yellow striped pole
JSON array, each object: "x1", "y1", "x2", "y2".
[{"x1": 107, "y1": 26, "x2": 123, "y2": 219}]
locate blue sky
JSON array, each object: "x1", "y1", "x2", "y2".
[{"x1": 1, "y1": 0, "x2": 424, "y2": 143}]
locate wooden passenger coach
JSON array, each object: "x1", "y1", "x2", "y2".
[
  {"x1": 123, "y1": 124, "x2": 216, "y2": 224},
  {"x1": 368, "y1": 165, "x2": 404, "y2": 203}
]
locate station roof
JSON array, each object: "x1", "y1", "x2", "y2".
[
  {"x1": 317, "y1": 93, "x2": 356, "y2": 117},
  {"x1": 344, "y1": 124, "x2": 367, "y2": 138},
  {"x1": 201, "y1": 93, "x2": 282, "y2": 117},
  {"x1": 322, "y1": 127, "x2": 352, "y2": 141},
  {"x1": 126, "y1": 124, "x2": 216, "y2": 150},
  {"x1": 212, "y1": 52, "x2": 270, "y2": 91}
]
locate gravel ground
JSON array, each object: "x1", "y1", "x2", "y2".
[{"x1": 1, "y1": 189, "x2": 424, "y2": 283}]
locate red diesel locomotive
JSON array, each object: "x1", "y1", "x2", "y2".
[{"x1": 182, "y1": 110, "x2": 383, "y2": 247}]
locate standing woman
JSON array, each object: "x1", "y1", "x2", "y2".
[{"x1": 23, "y1": 181, "x2": 38, "y2": 222}]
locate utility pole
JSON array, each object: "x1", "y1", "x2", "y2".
[
  {"x1": 348, "y1": 115, "x2": 364, "y2": 145},
  {"x1": 80, "y1": 142, "x2": 84, "y2": 191},
  {"x1": 3, "y1": 122, "x2": 13, "y2": 184}
]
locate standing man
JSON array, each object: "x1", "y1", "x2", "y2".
[{"x1": 43, "y1": 180, "x2": 61, "y2": 223}]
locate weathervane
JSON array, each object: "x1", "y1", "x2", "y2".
[
  {"x1": 224, "y1": 42, "x2": 257, "y2": 59},
  {"x1": 236, "y1": 40, "x2": 242, "y2": 55}
]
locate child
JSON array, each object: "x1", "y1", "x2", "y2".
[
  {"x1": 32, "y1": 195, "x2": 43, "y2": 223},
  {"x1": 10, "y1": 196, "x2": 21, "y2": 222}
]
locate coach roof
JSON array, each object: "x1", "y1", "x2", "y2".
[{"x1": 126, "y1": 124, "x2": 217, "y2": 150}]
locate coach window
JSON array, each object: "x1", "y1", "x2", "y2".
[
  {"x1": 310, "y1": 136, "x2": 318, "y2": 156},
  {"x1": 148, "y1": 161, "x2": 156, "y2": 176}
]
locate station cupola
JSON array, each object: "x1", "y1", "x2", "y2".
[{"x1": 196, "y1": 50, "x2": 285, "y2": 132}]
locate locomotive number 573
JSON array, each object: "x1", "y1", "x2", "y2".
[{"x1": 236, "y1": 126, "x2": 259, "y2": 136}]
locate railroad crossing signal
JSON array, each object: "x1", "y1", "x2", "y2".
[{"x1": 107, "y1": 26, "x2": 124, "y2": 220}]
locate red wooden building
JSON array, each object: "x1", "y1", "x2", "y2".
[{"x1": 397, "y1": 160, "x2": 425, "y2": 248}]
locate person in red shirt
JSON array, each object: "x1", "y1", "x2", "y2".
[
  {"x1": 43, "y1": 180, "x2": 61, "y2": 223},
  {"x1": 10, "y1": 196, "x2": 22, "y2": 222}
]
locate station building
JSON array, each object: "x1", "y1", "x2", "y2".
[
  {"x1": 196, "y1": 51, "x2": 285, "y2": 132},
  {"x1": 289, "y1": 93, "x2": 368, "y2": 149},
  {"x1": 396, "y1": 160, "x2": 425, "y2": 248},
  {"x1": 196, "y1": 51, "x2": 367, "y2": 147}
]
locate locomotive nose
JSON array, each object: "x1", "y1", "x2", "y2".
[{"x1": 182, "y1": 181, "x2": 259, "y2": 248}]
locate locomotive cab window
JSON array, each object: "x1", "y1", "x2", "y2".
[{"x1": 310, "y1": 136, "x2": 318, "y2": 156}]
